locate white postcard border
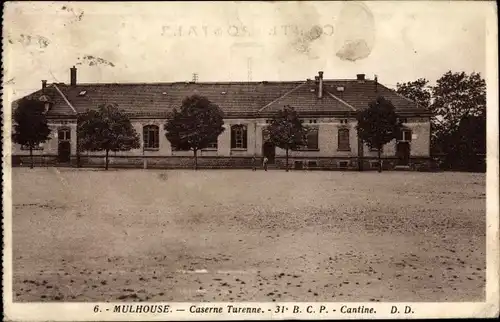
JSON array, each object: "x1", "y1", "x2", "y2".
[{"x1": 2, "y1": 1, "x2": 499, "y2": 320}]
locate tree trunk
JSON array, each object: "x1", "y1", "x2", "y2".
[
  {"x1": 285, "y1": 147, "x2": 289, "y2": 172},
  {"x1": 194, "y1": 149, "x2": 198, "y2": 170},
  {"x1": 105, "y1": 149, "x2": 109, "y2": 170},
  {"x1": 29, "y1": 146, "x2": 34, "y2": 169},
  {"x1": 377, "y1": 148, "x2": 382, "y2": 173},
  {"x1": 76, "y1": 138, "x2": 81, "y2": 168}
]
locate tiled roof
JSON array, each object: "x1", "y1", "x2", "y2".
[
  {"x1": 260, "y1": 81, "x2": 355, "y2": 113},
  {"x1": 16, "y1": 78, "x2": 428, "y2": 118},
  {"x1": 323, "y1": 80, "x2": 421, "y2": 111},
  {"x1": 17, "y1": 85, "x2": 76, "y2": 116}
]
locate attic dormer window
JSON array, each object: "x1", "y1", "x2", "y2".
[
  {"x1": 337, "y1": 86, "x2": 345, "y2": 92},
  {"x1": 78, "y1": 90, "x2": 87, "y2": 96}
]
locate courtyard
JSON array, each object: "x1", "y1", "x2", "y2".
[{"x1": 11, "y1": 168, "x2": 486, "y2": 302}]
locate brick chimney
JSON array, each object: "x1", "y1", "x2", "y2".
[
  {"x1": 318, "y1": 71, "x2": 324, "y2": 99},
  {"x1": 70, "y1": 66, "x2": 77, "y2": 86},
  {"x1": 374, "y1": 75, "x2": 378, "y2": 92},
  {"x1": 41, "y1": 80, "x2": 47, "y2": 93},
  {"x1": 356, "y1": 73, "x2": 365, "y2": 81}
]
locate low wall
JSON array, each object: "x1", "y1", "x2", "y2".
[
  {"x1": 274, "y1": 157, "x2": 431, "y2": 171},
  {"x1": 12, "y1": 154, "x2": 432, "y2": 171},
  {"x1": 12, "y1": 155, "x2": 59, "y2": 167},
  {"x1": 80, "y1": 155, "x2": 255, "y2": 169}
]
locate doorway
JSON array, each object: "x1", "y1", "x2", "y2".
[
  {"x1": 262, "y1": 142, "x2": 275, "y2": 164},
  {"x1": 58, "y1": 141, "x2": 71, "y2": 163},
  {"x1": 58, "y1": 128, "x2": 71, "y2": 163},
  {"x1": 396, "y1": 142, "x2": 410, "y2": 166}
]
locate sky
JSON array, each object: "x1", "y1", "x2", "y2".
[{"x1": 3, "y1": 1, "x2": 495, "y2": 100}]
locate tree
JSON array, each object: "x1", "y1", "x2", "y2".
[
  {"x1": 430, "y1": 71, "x2": 486, "y2": 166},
  {"x1": 266, "y1": 105, "x2": 308, "y2": 172},
  {"x1": 445, "y1": 114, "x2": 486, "y2": 171},
  {"x1": 396, "y1": 78, "x2": 432, "y2": 109},
  {"x1": 356, "y1": 96, "x2": 403, "y2": 172},
  {"x1": 77, "y1": 104, "x2": 140, "y2": 170},
  {"x1": 12, "y1": 98, "x2": 52, "y2": 169},
  {"x1": 164, "y1": 95, "x2": 225, "y2": 170},
  {"x1": 396, "y1": 72, "x2": 486, "y2": 171}
]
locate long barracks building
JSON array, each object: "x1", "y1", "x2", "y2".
[{"x1": 12, "y1": 68, "x2": 432, "y2": 170}]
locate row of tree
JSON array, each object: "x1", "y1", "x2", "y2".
[
  {"x1": 13, "y1": 70, "x2": 486, "y2": 172},
  {"x1": 12, "y1": 95, "x2": 224, "y2": 170},
  {"x1": 12, "y1": 93, "x2": 403, "y2": 172},
  {"x1": 396, "y1": 71, "x2": 486, "y2": 171}
]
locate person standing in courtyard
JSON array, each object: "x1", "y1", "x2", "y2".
[
  {"x1": 251, "y1": 156, "x2": 257, "y2": 171},
  {"x1": 263, "y1": 156, "x2": 269, "y2": 171}
]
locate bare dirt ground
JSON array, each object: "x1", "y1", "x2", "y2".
[{"x1": 11, "y1": 168, "x2": 485, "y2": 302}]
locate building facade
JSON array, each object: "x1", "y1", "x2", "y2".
[{"x1": 12, "y1": 68, "x2": 432, "y2": 170}]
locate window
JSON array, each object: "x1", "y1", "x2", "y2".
[
  {"x1": 308, "y1": 119, "x2": 317, "y2": 124},
  {"x1": 304, "y1": 127, "x2": 319, "y2": 150},
  {"x1": 307, "y1": 160, "x2": 318, "y2": 168},
  {"x1": 338, "y1": 161, "x2": 349, "y2": 168},
  {"x1": 58, "y1": 128, "x2": 71, "y2": 141},
  {"x1": 340, "y1": 118, "x2": 348, "y2": 124},
  {"x1": 231, "y1": 125, "x2": 247, "y2": 149},
  {"x1": 398, "y1": 117, "x2": 408, "y2": 123},
  {"x1": 294, "y1": 160, "x2": 304, "y2": 170},
  {"x1": 397, "y1": 129, "x2": 412, "y2": 142},
  {"x1": 262, "y1": 127, "x2": 270, "y2": 142},
  {"x1": 338, "y1": 128, "x2": 350, "y2": 151},
  {"x1": 370, "y1": 161, "x2": 380, "y2": 169},
  {"x1": 143, "y1": 125, "x2": 159, "y2": 149}
]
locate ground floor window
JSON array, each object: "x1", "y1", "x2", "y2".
[
  {"x1": 301, "y1": 127, "x2": 318, "y2": 150},
  {"x1": 231, "y1": 125, "x2": 247, "y2": 149},
  {"x1": 398, "y1": 129, "x2": 412, "y2": 142},
  {"x1": 143, "y1": 125, "x2": 160, "y2": 149},
  {"x1": 58, "y1": 128, "x2": 71, "y2": 141},
  {"x1": 338, "y1": 128, "x2": 350, "y2": 151}
]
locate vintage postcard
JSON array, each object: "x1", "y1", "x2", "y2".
[{"x1": 2, "y1": 0, "x2": 499, "y2": 320}]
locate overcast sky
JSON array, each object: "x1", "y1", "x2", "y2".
[{"x1": 3, "y1": 1, "x2": 494, "y2": 99}]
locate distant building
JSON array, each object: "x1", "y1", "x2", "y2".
[{"x1": 12, "y1": 67, "x2": 432, "y2": 170}]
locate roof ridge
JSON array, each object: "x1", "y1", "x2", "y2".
[
  {"x1": 53, "y1": 79, "x2": 379, "y2": 87},
  {"x1": 323, "y1": 78, "x2": 375, "y2": 82},
  {"x1": 55, "y1": 81, "x2": 306, "y2": 86}
]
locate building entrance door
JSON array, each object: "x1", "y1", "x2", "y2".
[
  {"x1": 58, "y1": 128, "x2": 71, "y2": 163},
  {"x1": 396, "y1": 142, "x2": 410, "y2": 166},
  {"x1": 262, "y1": 142, "x2": 275, "y2": 164},
  {"x1": 58, "y1": 141, "x2": 71, "y2": 163}
]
